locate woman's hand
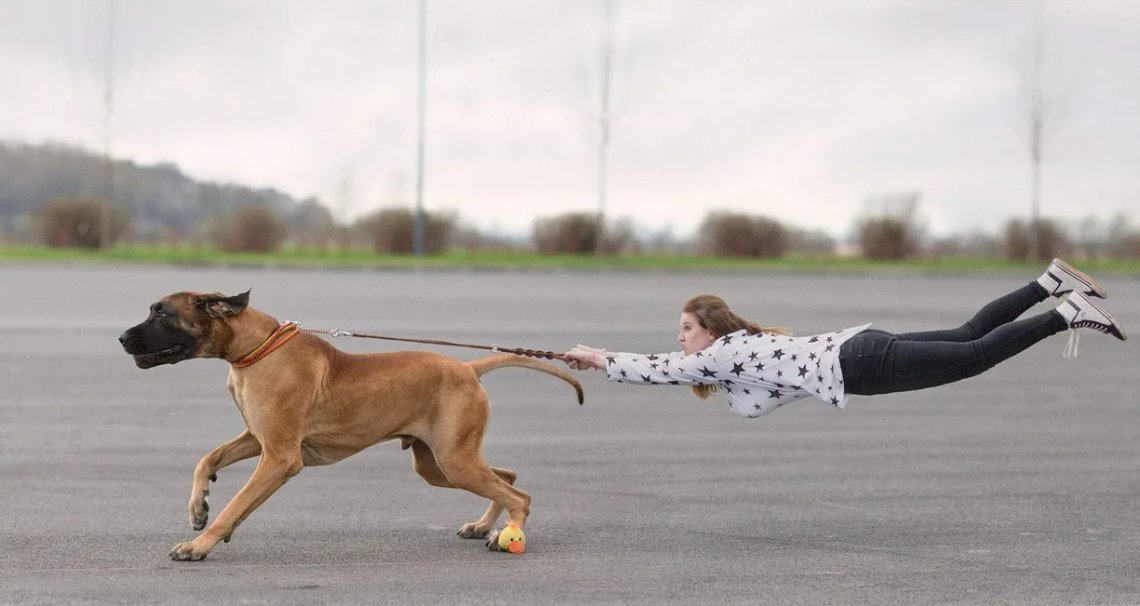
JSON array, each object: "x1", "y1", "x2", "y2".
[{"x1": 564, "y1": 344, "x2": 607, "y2": 371}]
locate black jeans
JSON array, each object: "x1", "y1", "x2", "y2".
[{"x1": 839, "y1": 282, "x2": 1068, "y2": 396}]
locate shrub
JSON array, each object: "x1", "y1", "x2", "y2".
[
  {"x1": 215, "y1": 206, "x2": 287, "y2": 253},
  {"x1": 533, "y1": 212, "x2": 601, "y2": 254},
  {"x1": 36, "y1": 198, "x2": 129, "y2": 249},
  {"x1": 356, "y1": 207, "x2": 455, "y2": 255},
  {"x1": 855, "y1": 192, "x2": 924, "y2": 260},
  {"x1": 1002, "y1": 218, "x2": 1069, "y2": 262},
  {"x1": 857, "y1": 217, "x2": 920, "y2": 260},
  {"x1": 697, "y1": 211, "x2": 788, "y2": 258}
]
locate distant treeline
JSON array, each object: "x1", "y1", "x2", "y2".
[{"x1": 2, "y1": 141, "x2": 1138, "y2": 260}]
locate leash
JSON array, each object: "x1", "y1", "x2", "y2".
[{"x1": 296, "y1": 324, "x2": 569, "y2": 362}]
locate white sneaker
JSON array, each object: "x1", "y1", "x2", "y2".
[
  {"x1": 1038, "y1": 258, "x2": 1107, "y2": 298},
  {"x1": 1057, "y1": 291, "x2": 1127, "y2": 341}
]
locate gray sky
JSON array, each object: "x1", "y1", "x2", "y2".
[{"x1": 2, "y1": 0, "x2": 1138, "y2": 239}]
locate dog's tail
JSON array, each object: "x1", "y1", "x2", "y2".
[{"x1": 468, "y1": 354, "x2": 584, "y2": 405}]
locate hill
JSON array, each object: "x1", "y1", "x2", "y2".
[{"x1": 0, "y1": 141, "x2": 332, "y2": 242}]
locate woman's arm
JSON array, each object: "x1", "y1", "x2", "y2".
[
  {"x1": 564, "y1": 345, "x2": 609, "y2": 371},
  {"x1": 566, "y1": 344, "x2": 725, "y2": 386}
]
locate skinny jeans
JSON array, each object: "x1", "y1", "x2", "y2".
[{"x1": 839, "y1": 283, "x2": 1068, "y2": 396}]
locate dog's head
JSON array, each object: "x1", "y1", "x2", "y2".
[{"x1": 119, "y1": 290, "x2": 250, "y2": 369}]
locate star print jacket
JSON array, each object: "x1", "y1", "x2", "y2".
[{"x1": 604, "y1": 324, "x2": 872, "y2": 418}]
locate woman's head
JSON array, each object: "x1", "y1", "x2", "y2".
[
  {"x1": 680, "y1": 295, "x2": 791, "y2": 400},
  {"x1": 678, "y1": 295, "x2": 760, "y2": 354}
]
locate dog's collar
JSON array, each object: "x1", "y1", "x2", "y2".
[{"x1": 232, "y1": 322, "x2": 301, "y2": 369}]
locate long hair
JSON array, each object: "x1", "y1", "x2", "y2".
[{"x1": 683, "y1": 295, "x2": 792, "y2": 400}]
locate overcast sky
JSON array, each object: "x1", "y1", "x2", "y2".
[{"x1": 2, "y1": 0, "x2": 1138, "y2": 239}]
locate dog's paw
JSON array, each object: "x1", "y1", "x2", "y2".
[
  {"x1": 169, "y1": 540, "x2": 211, "y2": 561},
  {"x1": 188, "y1": 491, "x2": 209, "y2": 531},
  {"x1": 484, "y1": 528, "x2": 502, "y2": 551},
  {"x1": 457, "y1": 522, "x2": 492, "y2": 540}
]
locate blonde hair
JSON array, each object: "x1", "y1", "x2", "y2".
[{"x1": 682, "y1": 295, "x2": 792, "y2": 400}]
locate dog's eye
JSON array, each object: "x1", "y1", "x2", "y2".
[{"x1": 155, "y1": 311, "x2": 168, "y2": 319}]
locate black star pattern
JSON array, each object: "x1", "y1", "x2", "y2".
[
  {"x1": 699, "y1": 366, "x2": 717, "y2": 378},
  {"x1": 753, "y1": 362, "x2": 765, "y2": 372},
  {"x1": 730, "y1": 362, "x2": 745, "y2": 377},
  {"x1": 743, "y1": 388, "x2": 751, "y2": 395},
  {"x1": 797, "y1": 365, "x2": 809, "y2": 378},
  {"x1": 647, "y1": 354, "x2": 659, "y2": 361},
  {"x1": 791, "y1": 354, "x2": 798, "y2": 362},
  {"x1": 826, "y1": 336, "x2": 833, "y2": 343},
  {"x1": 650, "y1": 363, "x2": 659, "y2": 369},
  {"x1": 641, "y1": 375, "x2": 651, "y2": 383},
  {"x1": 768, "y1": 389, "x2": 782, "y2": 399},
  {"x1": 620, "y1": 369, "x2": 627, "y2": 378},
  {"x1": 808, "y1": 336, "x2": 819, "y2": 343},
  {"x1": 830, "y1": 397, "x2": 840, "y2": 406},
  {"x1": 720, "y1": 335, "x2": 733, "y2": 344},
  {"x1": 776, "y1": 370, "x2": 783, "y2": 378},
  {"x1": 771, "y1": 349, "x2": 785, "y2": 360},
  {"x1": 695, "y1": 351, "x2": 704, "y2": 358},
  {"x1": 825, "y1": 344, "x2": 835, "y2": 352},
  {"x1": 748, "y1": 351, "x2": 759, "y2": 361},
  {"x1": 724, "y1": 385, "x2": 734, "y2": 394},
  {"x1": 606, "y1": 356, "x2": 616, "y2": 366},
  {"x1": 809, "y1": 352, "x2": 817, "y2": 361}
]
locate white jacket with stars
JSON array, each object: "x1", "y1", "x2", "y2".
[{"x1": 604, "y1": 324, "x2": 872, "y2": 418}]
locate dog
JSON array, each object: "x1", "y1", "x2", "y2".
[{"x1": 118, "y1": 290, "x2": 583, "y2": 561}]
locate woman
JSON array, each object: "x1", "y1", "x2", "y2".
[{"x1": 563, "y1": 259, "x2": 1127, "y2": 417}]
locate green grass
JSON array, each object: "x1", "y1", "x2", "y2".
[{"x1": 2, "y1": 244, "x2": 1139, "y2": 274}]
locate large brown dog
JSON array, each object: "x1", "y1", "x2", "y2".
[{"x1": 118, "y1": 290, "x2": 582, "y2": 561}]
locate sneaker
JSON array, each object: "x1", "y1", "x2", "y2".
[
  {"x1": 1038, "y1": 258, "x2": 1107, "y2": 298},
  {"x1": 1057, "y1": 291, "x2": 1127, "y2": 341}
]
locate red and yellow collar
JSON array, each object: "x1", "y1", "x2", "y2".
[{"x1": 232, "y1": 322, "x2": 301, "y2": 368}]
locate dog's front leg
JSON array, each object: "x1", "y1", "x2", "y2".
[
  {"x1": 189, "y1": 430, "x2": 262, "y2": 531},
  {"x1": 170, "y1": 450, "x2": 302, "y2": 561}
]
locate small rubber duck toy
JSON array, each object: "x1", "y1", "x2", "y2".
[{"x1": 497, "y1": 524, "x2": 526, "y2": 554}]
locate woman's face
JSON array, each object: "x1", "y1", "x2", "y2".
[{"x1": 678, "y1": 312, "x2": 716, "y2": 356}]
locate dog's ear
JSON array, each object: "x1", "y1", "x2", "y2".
[{"x1": 193, "y1": 290, "x2": 250, "y2": 318}]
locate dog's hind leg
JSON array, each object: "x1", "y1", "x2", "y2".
[
  {"x1": 409, "y1": 439, "x2": 518, "y2": 539},
  {"x1": 430, "y1": 437, "x2": 531, "y2": 551},
  {"x1": 189, "y1": 430, "x2": 262, "y2": 531}
]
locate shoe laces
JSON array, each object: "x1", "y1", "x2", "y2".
[{"x1": 1062, "y1": 329, "x2": 1080, "y2": 359}]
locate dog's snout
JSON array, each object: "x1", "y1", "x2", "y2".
[{"x1": 119, "y1": 327, "x2": 142, "y2": 351}]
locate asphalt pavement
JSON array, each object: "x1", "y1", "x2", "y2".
[{"x1": 1, "y1": 263, "x2": 1137, "y2": 605}]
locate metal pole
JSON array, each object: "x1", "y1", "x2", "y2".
[
  {"x1": 596, "y1": 0, "x2": 613, "y2": 255},
  {"x1": 413, "y1": 0, "x2": 427, "y2": 257},
  {"x1": 101, "y1": 0, "x2": 116, "y2": 250}
]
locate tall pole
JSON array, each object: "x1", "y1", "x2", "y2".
[
  {"x1": 100, "y1": 0, "x2": 116, "y2": 250},
  {"x1": 1027, "y1": 22, "x2": 1044, "y2": 262},
  {"x1": 595, "y1": 0, "x2": 613, "y2": 255},
  {"x1": 413, "y1": 0, "x2": 427, "y2": 257}
]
